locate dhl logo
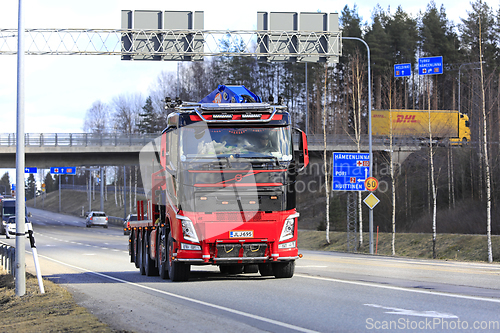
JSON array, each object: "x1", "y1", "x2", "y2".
[{"x1": 396, "y1": 115, "x2": 418, "y2": 123}]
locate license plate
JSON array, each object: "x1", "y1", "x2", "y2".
[{"x1": 229, "y1": 230, "x2": 253, "y2": 238}]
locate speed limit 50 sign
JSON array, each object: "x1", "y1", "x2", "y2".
[{"x1": 364, "y1": 177, "x2": 379, "y2": 191}]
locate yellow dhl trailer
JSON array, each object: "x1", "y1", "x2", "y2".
[{"x1": 372, "y1": 109, "x2": 471, "y2": 145}]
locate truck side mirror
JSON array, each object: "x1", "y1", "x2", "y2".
[{"x1": 293, "y1": 128, "x2": 309, "y2": 172}]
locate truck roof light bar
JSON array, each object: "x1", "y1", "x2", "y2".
[
  {"x1": 212, "y1": 114, "x2": 233, "y2": 119},
  {"x1": 194, "y1": 107, "x2": 278, "y2": 124}
]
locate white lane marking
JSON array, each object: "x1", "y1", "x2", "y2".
[
  {"x1": 296, "y1": 265, "x2": 328, "y2": 268},
  {"x1": 37, "y1": 254, "x2": 319, "y2": 333},
  {"x1": 364, "y1": 304, "x2": 458, "y2": 318},
  {"x1": 295, "y1": 274, "x2": 500, "y2": 304},
  {"x1": 82, "y1": 253, "x2": 96, "y2": 256}
]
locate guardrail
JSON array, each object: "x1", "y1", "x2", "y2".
[
  {"x1": 0, "y1": 242, "x2": 15, "y2": 277},
  {"x1": 0, "y1": 133, "x2": 158, "y2": 147}
]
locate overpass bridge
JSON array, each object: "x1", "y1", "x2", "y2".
[{"x1": 0, "y1": 132, "x2": 422, "y2": 168}]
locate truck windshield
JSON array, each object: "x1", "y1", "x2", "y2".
[
  {"x1": 180, "y1": 126, "x2": 292, "y2": 162},
  {"x1": 2, "y1": 207, "x2": 15, "y2": 217}
]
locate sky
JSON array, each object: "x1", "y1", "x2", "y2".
[{"x1": 0, "y1": 0, "x2": 475, "y2": 183}]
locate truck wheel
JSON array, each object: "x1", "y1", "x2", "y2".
[
  {"x1": 158, "y1": 228, "x2": 169, "y2": 279},
  {"x1": 167, "y1": 233, "x2": 190, "y2": 282},
  {"x1": 131, "y1": 231, "x2": 138, "y2": 267},
  {"x1": 138, "y1": 233, "x2": 145, "y2": 275},
  {"x1": 144, "y1": 232, "x2": 158, "y2": 276},
  {"x1": 273, "y1": 261, "x2": 295, "y2": 278},
  {"x1": 258, "y1": 263, "x2": 274, "y2": 276}
]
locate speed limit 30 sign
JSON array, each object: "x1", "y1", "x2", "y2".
[{"x1": 364, "y1": 177, "x2": 379, "y2": 191}]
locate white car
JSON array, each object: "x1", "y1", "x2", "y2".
[
  {"x1": 5, "y1": 216, "x2": 32, "y2": 239},
  {"x1": 86, "y1": 211, "x2": 108, "y2": 228}
]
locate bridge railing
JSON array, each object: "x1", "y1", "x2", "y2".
[
  {"x1": 0, "y1": 132, "x2": 424, "y2": 149},
  {"x1": 0, "y1": 133, "x2": 159, "y2": 147}
]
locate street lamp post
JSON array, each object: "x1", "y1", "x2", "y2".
[{"x1": 342, "y1": 37, "x2": 374, "y2": 254}]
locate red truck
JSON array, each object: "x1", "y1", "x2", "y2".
[{"x1": 128, "y1": 85, "x2": 309, "y2": 281}]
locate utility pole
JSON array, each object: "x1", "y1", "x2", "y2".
[{"x1": 15, "y1": 0, "x2": 26, "y2": 297}]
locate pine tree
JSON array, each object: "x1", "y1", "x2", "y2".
[
  {"x1": 138, "y1": 97, "x2": 157, "y2": 133},
  {"x1": 0, "y1": 172, "x2": 10, "y2": 196},
  {"x1": 25, "y1": 174, "x2": 36, "y2": 200}
]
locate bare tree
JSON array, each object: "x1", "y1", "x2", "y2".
[
  {"x1": 112, "y1": 93, "x2": 144, "y2": 134},
  {"x1": 478, "y1": 20, "x2": 493, "y2": 263},
  {"x1": 83, "y1": 100, "x2": 110, "y2": 133}
]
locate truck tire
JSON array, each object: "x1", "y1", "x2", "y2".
[
  {"x1": 131, "y1": 231, "x2": 139, "y2": 267},
  {"x1": 138, "y1": 232, "x2": 146, "y2": 275},
  {"x1": 258, "y1": 263, "x2": 274, "y2": 276},
  {"x1": 167, "y1": 233, "x2": 190, "y2": 282},
  {"x1": 273, "y1": 260, "x2": 295, "y2": 278},
  {"x1": 144, "y1": 232, "x2": 158, "y2": 276},
  {"x1": 158, "y1": 228, "x2": 169, "y2": 279},
  {"x1": 129, "y1": 231, "x2": 135, "y2": 263}
]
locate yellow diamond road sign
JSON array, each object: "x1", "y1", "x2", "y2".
[{"x1": 363, "y1": 193, "x2": 380, "y2": 209}]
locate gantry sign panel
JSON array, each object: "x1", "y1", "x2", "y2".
[
  {"x1": 257, "y1": 12, "x2": 340, "y2": 63},
  {"x1": 121, "y1": 10, "x2": 204, "y2": 61},
  {"x1": 121, "y1": 10, "x2": 340, "y2": 63}
]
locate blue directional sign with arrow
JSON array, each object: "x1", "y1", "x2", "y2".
[
  {"x1": 418, "y1": 56, "x2": 443, "y2": 75},
  {"x1": 50, "y1": 167, "x2": 76, "y2": 175},
  {"x1": 24, "y1": 167, "x2": 37, "y2": 174},
  {"x1": 332, "y1": 152, "x2": 370, "y2": 191},
  {"x1": 394, "y1": 63, "x2": 411, "y2": 77}
]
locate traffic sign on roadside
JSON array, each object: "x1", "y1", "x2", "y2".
[
  {"x1": 394, "y1": 63, "x2": 411, "y2": 77},
  {"x1": 332, "y1": 152, "x2": 370, "y2": 191},
  {"x1": 364, "y1": 177, "x2": 379, "y2": 191},
  {"x1": 50, "y1": 167, "x2": 76, "y2": 175},
  {"x1": 364, "y1": 193, "x2": 380, "y2": 209},
  {"x1": 418, "y1": 56, "x2": 443, "y2": 75},
  {"x1": 24, "y1": 167, "x2": 37, "y2": 174}
]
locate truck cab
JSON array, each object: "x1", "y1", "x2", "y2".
[{"x1": 131, "y1": 85, "x2": 309, "y2": 281}]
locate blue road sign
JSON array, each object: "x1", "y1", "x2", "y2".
[
  {"x1": 50, "y1": 167, "x2": 76, "y2": 175},
  {"x1": 332, "y1": 152, "x2": 370, "y2": 191},
  {"x1": 418, "y1": 56, "x2": 443, "y2": 75},
  {"x1": 394, "y1": 63, "x2": 411, "y2": 77},
  {"x1": 24, "y1": 167, "x2": 38, "y2": 174},
  {"x1": 11, "y1": 184, "x2": 15, "y2": 191}
]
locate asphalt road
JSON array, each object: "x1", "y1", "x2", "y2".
[{"x1": 5, "y1": 207, "x2": 500, "y2": 332}]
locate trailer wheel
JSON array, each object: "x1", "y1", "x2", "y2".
[
  {"x1": 138, "y1": 232, "x2": 145, "y2": 275},
  {"x1": 158, "y1": 228, "x2": 169, "y2": 279},
  {"x1": 129, "y1": 230, "x2": 135, "y2": 264},
  {"x1": 258, "y1": 263, "x2": 274, "y2": 276},
  {"x1": 144, "y1": 232, "x2": 158, "y2": 276},
  {"x1": 167, "y1": 233, "x2": 190, "y2": 282},
  {"x1": 273, "y1": 260, "x2": 295, "y2": 278},
  {"x1": 132, "y1": 231, "x2": 139, "y2": 268}
]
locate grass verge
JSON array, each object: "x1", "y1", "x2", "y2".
[
  {"x1": 0, "y1": 269, "x2": 112, "y2": 333},
  {"x1": 298, "y1": 230, "x2": 500, "y2": 262}
]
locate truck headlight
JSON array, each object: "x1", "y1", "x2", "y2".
[
  {"x1": 176, "y1": 215, "x2": 199, "y2": 243},
  {"x1": 279, "y1": 213, "x2": 299, "y2": 242}
]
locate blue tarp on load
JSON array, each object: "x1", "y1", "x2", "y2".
[{"x1": 199, "y1": 85, "x2": 262, "y2": 103}]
